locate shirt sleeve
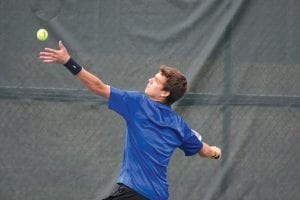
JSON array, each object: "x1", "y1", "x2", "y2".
[
  {"x1": 108, "y1": 86, "x2": 140, "y2": 121},
  {"x1": 179, "y1": 127, "x2": 203, "y2": 156}
]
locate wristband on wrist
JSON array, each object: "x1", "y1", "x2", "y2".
[{"x1": 63, "y1": 58, "x2": 82, "y2": 75}]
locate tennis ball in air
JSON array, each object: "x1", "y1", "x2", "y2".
[{"x1": 36, "y1": 29, "x2": 48, "y2": 41}]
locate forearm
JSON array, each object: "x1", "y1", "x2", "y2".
[
  {"x1": 76, "y1": 68, "x2": 110, "y2": 99},
  {"x1": 198, "y1": 142, "x2": 221, "y2": 159},
  {"x1": 62, "y1": 57, "x2": 110, "y2": 99}
]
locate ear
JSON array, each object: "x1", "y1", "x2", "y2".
[{"x1": 160, "y1": 90, "x2": 170, "y2": 97}]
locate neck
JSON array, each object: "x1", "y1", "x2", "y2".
[{"x1": 148, "y1": 95, "x2": 166, "y2": 105}]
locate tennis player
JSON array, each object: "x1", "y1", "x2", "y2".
[{"x1": 39, "y1": 41, "x2": 222, "y2": 200}]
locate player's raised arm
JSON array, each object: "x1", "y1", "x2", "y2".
[{"x1": 39, "y1": 41, "x2": 110, "y2": 99}]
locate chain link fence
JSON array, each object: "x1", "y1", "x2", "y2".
[{"x1": 1, "y1": 0, "x2": 300, "y2": 199}]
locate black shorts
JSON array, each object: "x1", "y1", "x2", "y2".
[{"x1": 102, "y1": 183, "x2": 148, "y2": 200}]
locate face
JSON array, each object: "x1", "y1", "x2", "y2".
[{"x1": 145, "y1": 72, "x2": 169, "y2": 102}]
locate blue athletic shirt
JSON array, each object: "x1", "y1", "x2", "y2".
[{"x1": 108, "y1": 87, "x2": 203, "y2": 200}]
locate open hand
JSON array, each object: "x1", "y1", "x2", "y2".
[{"x1": 39, "y1": 40, "x2": 70, "y2": 64}]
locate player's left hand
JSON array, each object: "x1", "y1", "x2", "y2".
[{"x1": 39, "y1": 40, "x2": 70, "y2": 64}]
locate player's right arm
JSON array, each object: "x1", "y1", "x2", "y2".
[
  {"x1": 77, "y1": 69, "x2": 110, "y2": 99},
  {"x1": 39, "y1": 41, "x2": 110, "y2": 100}
]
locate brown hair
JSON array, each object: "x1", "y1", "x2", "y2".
[{"x1": 160, "y1": 65, "x2": 187, "y2": 105}]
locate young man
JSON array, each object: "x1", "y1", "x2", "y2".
[{"x1": 39, "y1": 41, "x2": 222, "y2": 200}]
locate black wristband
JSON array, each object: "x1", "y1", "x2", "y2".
[{"x1": 63, "y1": 58, "x2": 82, "y2": 75}]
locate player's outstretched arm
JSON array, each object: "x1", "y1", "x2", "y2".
[
  {"x1": 77, "y1": 68, "x2": 110, "y2": 99},
  {"x1": 39, "y1": 41, "x2": 110, "y2": 99},
  {"x1": 198, "y1": 142, "x2": 221, "y2": 160}
]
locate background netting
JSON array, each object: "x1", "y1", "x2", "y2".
[{"x1": 1, "y1": 0, "x2": 299, "y2": 199}]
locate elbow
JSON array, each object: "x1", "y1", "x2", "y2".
[
  {"x1": 89, "y1": 81, "x2": 102, "y2": 94},
  {"x1": 91, "y1": 83, "x2": 110, "y2": 99}
]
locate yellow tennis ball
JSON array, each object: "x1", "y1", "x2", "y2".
[{"x1": 36, "y1": 29, "x2": 48, "y2": 41}]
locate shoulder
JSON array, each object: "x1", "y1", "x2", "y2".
[
  {"x1": 110, "y1": 86, "x2": 144, "y2": 103},
  {"x1": 110, "y1": 86, "x2": 143, "y2": 97}
]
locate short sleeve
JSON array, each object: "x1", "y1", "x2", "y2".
[
  {"x1": 108, "y1": 87, "x2": 140, "y2": 121},
  {"x1": 179, "y1": 129, "x2": 203, "y2": 156}
]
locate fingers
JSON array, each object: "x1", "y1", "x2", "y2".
[
  {"x1": 40, "y1": 51, "x2": 54, "y2": 56},
  {"x1": 44, "y1": 48, "x2": 58, "y2": 54},
  {"x1": 39, "y1": 53, "x2": 55, "y2": 63},
  {"x1": 59, "y1": 40, "x2": 65, "y2": 50},
  {"x1": 39, "y1": 40, "x2": 69, "y2": 64},
  {"x1": 42, "y1": 59, "x2": 56, "y2": 63},
  {"x1": 39, "y1": 52, "x2": 55, "y2": 59},
  {"x1": 40, "y1": 57, "x2": 55, "y2": 63},
  {"x1": 40, "y1": 56, "x2": 55, "y2": 62},
  {"x1": 211, "y1": 146, "x2": 221, "y2": 159},
  {"x1": 39, "y1": 51, "x2": 57, "y2": 63},
  {"x1": 215, "y1": 148, "x2": 221, "y2": 159}
]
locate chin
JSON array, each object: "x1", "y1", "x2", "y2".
[{"x1": 144, "y1": 86, "x2": 149, "y2": 94}]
